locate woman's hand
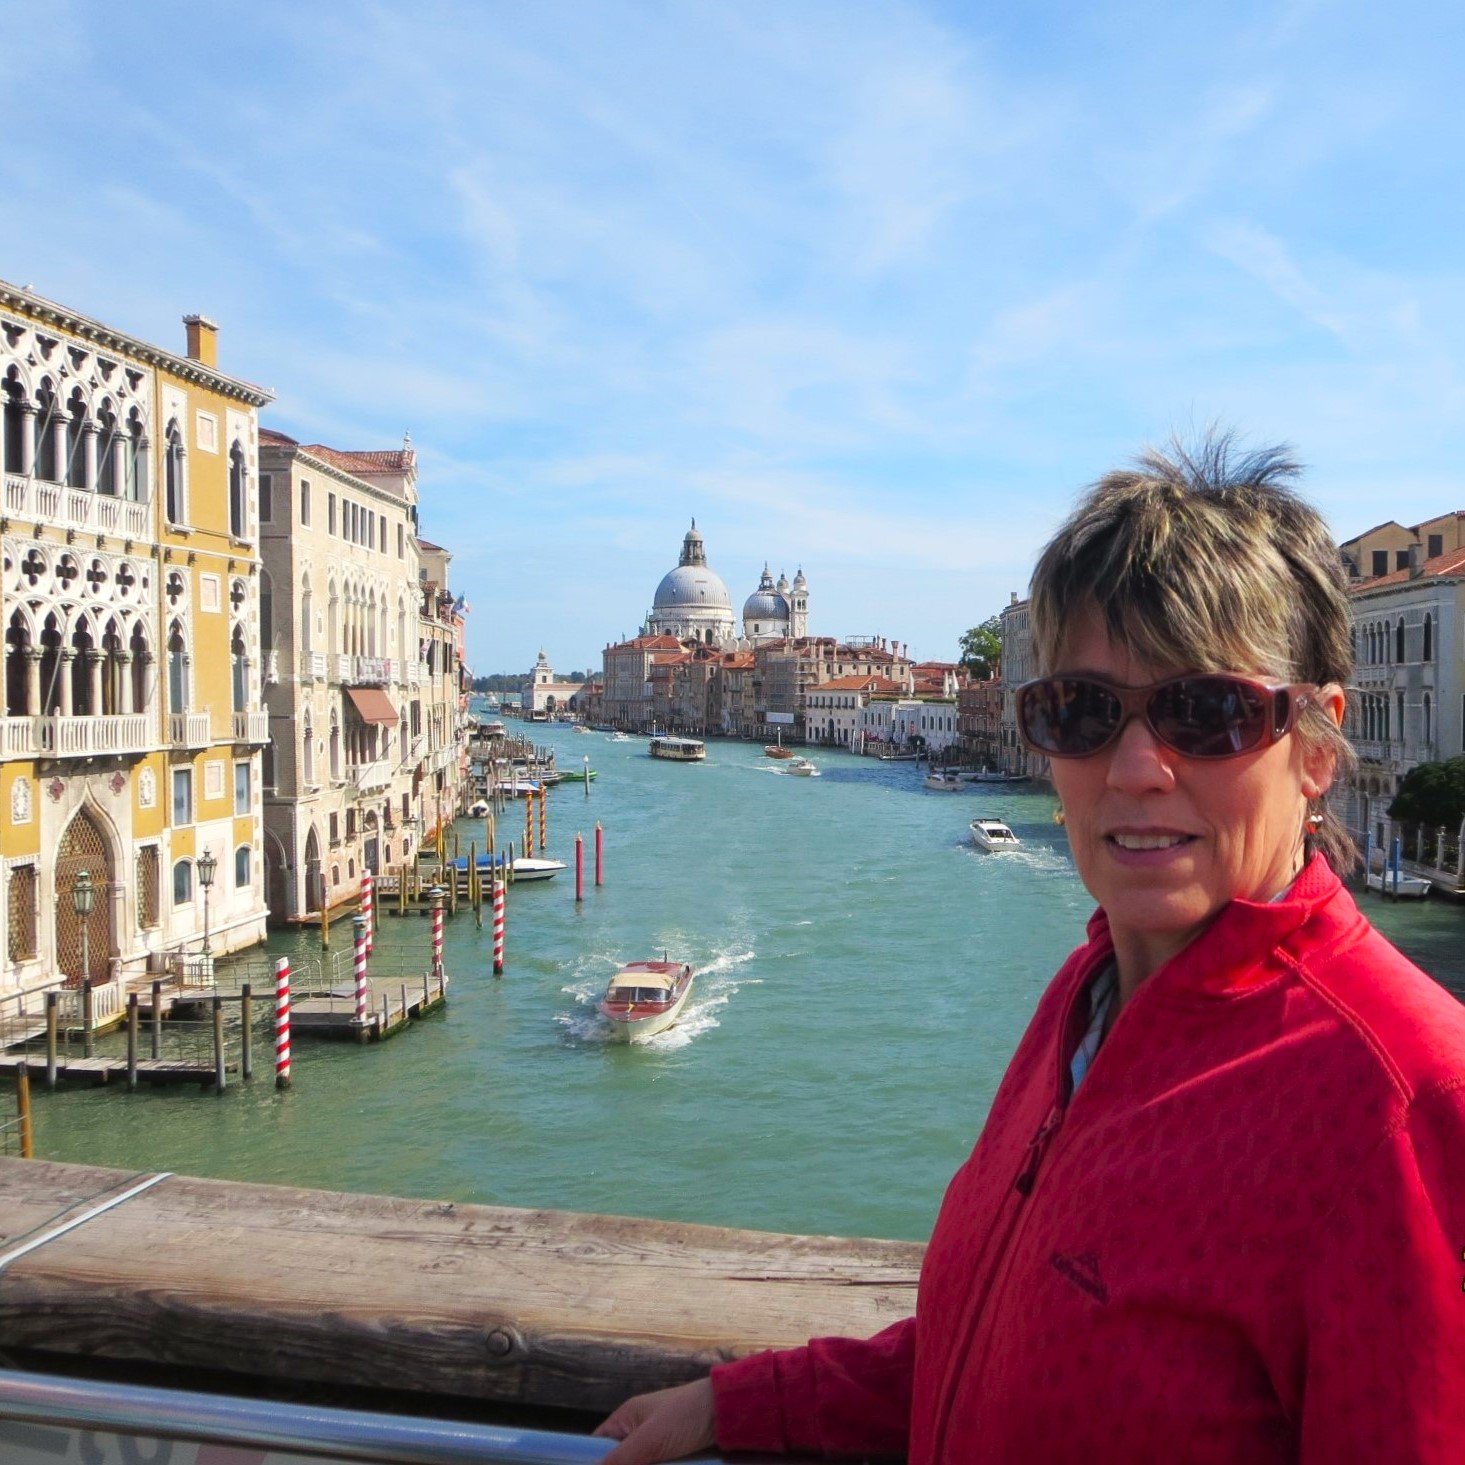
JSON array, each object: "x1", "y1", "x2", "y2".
[{"x1": 593, "y1": 1377, "x2": 717, "y2": 1465}]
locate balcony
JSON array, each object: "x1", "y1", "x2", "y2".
[
  {"x1": 232, "y1": 710, "x2": 271, "y2": 744},
  {"x1": 1355, "y1": 739, "x2": 1404, "y2": 765},
  {"x1": 169, "y1": 712, "x2": 212, "y2": 748},
  {"x1": 39, "y1": 714, "x2": 151, "y2": 759},
  {"x1": 5, "y1": 474, "x2": 151, "y2": 541},
  {"x1": 342, "y1": 655, "x2": 392, "y2": 686},
  {"x1": 407, "y1": 662, "x2": 421, "y2": 687},
  {"x1": 1, "y1": 717, "x2": 39, "y2": 757},
  {"x1": 299, "y1": 651, "x2": 327, "y2": 682},
  {"x1": 348, "y1": 758, "x2": 394, "y2": 794}
]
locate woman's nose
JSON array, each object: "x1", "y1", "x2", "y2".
[{"x1": 1104, "y1": 713, "x2": 1178, "y2": 792}]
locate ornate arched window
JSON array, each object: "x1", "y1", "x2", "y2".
[
  {"x1": 231, "y1": 624, "x2": 248, "y2": 712},
  {"x1": 234, "y1": 845, "x2": 251, "y2": 889},
  {"x1": 34, "y1": 382, "x2": 59, "y2": 482},
  {"x1": 125, "y1": 409, "x2": 146, "y2": 502},
  {"x1": 1, "y1": 369, "x2": 26, "y2": 475},
  {"x1": 164, "y1": 420, "x2": 186, "y2": 523},
  {"x1": 1423, "y1": 613, "x2": 1433, "y2": 662},
  {"x1": 1396, "y1": 620, "x2": 1406, "y2": 663},
  {"x1": 173, "y1": 859, "x2": 193, "y2": 905},
  {"x1": 167, "y1": 621, "x2": 188, "y2": 713},
  {"x1": 65, "y1": 389, "x2": 88, "y2": 489},
  {"x1": 6, "y1": 611, "x2": 31, "y2": 716},
  {"x1": 229, "y1": 441, "x2": 247, "y2": 538},
  {"x1": 96, "y1": 402, "x2": 118, "y2": 495},
  {"x1": 1423, "y1": 693, "x2": 1432, "y2": 749}
]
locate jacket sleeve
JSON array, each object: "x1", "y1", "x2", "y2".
[
  {"x1": 710, "y1": 1316, "x2": 915, "y2": 1458},
  {"x1": 1300, "y1": 1081, "x2": 1465, "y2": 1462}
]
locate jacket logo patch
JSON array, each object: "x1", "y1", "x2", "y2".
[{"x1": 1051, "y1": 1250, "x2": 1108, "y2": 1303}]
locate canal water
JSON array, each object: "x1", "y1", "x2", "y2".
[{"x1": 32, "y1": 723, "x2": 1464, "y2": 1242}]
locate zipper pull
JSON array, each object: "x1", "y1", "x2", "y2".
[{"x1": 1015, "y1": 1105, "x2": 1063, "y2": 1196}]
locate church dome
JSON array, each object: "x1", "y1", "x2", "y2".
[
  {"x1": 654, "y1": 563, "x2": 733, "y2": 611},
  {"x1": 742, "y1": 565, "x2": 788, "y2": 623}
]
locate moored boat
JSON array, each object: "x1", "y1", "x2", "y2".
[
  {"x1": 649, "y1": 736, "x2": 706, "y2": 761},
  {"x1": 970, "y1": 817, "x2": 1022, "y2": 852},
  {"x1": 1366, "y1": 870, "x2": 1432, "y2": 899},
  {"x1": 598, "y1": 960, "x2": 695, "y2": 1042},
  {"x1": 511, "y1": 857, "x2": 567, "y2": 882}
]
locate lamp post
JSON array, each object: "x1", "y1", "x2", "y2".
[
  {"x1": 73, "y1": 869, "x2": 95, "y2": 1057},
  {"x1": 197, "y1": 846, "x2": 218, "y2": 957}
]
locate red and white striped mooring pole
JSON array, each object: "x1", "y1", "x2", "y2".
[
  {"x1": 430, "y1": 885, "x2": 445, "y2": 981},
  {"x1": 274, "y1": 956, "x2": 291, "y2": 1090},
  {"x1": 360, "y1": 870, "x2": 374, "y2": 955},
  {"x1": 352, "y1": 915, "x2": 369, "y2": 1028},
  {"x1": 492, "y1": 877, "x2": 506, "y2": 976}
]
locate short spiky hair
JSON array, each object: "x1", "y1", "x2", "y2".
[{"x1": 1029, "y1": 432, "x2": 1356, "y2": 871}]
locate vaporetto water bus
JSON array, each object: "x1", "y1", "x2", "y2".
[{"x1": 648, "y1": 736, "x2": 706, "y2": 761}]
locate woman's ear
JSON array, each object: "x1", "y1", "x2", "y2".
[{"x1": 1301, "y1": 683, "x2": 1347, "y2": 799}]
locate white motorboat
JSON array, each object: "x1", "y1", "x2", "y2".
[
  {"x1": 924, "y1": 770, "x2": 964, "y2": 792},
  {"x1": 785, "y1": 757, "x2": 820, "y2": 777},
  {"x1": 511, "y1": 857, "x2": 566, "y2": 882},
  {"x1": 608, "y1": 731, "x2": 632, "y2": 742},
  {"x1": 649, "y1": 736, "x2": 706, "y2": 761},
  {"x1": 467, "y1": 799, "x2": 491, "y2": 817},
  {"x1": 970, "y1": 817, "x2": 1021, "y2": 852},
  {"x1": 598, "y1": 960, "x2": 695, "y2": 1042},
  {"x1": 1366, "y1": 870, "x2": 1432, "y2": 899}
]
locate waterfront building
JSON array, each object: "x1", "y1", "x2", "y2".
[
  {"x1": 257, "y1": 429, "x2": 432, "y2": 920},
  {"x1": 0, "y1": 282, "x2": 273, "y2": 999},
  {"x1": 526, "y1": 650, "x2": 582, "y2": 717},
  {"x1": 806, "y1": 675, "x2": 906, "y2": 748},
  {"x1": 602, "y1": 634, "x2": 683, "y2": 731},
  {"x1": 892, "y1": 698, "x2": 960, "y2": 756},
  {"x1": 714, "y1": 650, "x2": 756, "y2": 737},
  {"x1": 754, "y1": 637, "x2": 913, "y2": 742},
  {"x1": 958, "y1": 673, "x2": 1003, "y2": 769},
  {"x1": 998, "y1": 593, "x2": 1042, "y2": 779},
  {"x1": 1340, "y1": 513, "x2": 1465, "y2": 582},
  {"x1": 417, "y1": 539, "x2": 470, "y2": 842},
  {"x1": 1343, "y1": 546, "x2": 1465, "y2": 851}
]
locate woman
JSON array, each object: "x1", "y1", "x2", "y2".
[{"x1": 597, "y1": 439, "x2": 1465, "y2": 1462}]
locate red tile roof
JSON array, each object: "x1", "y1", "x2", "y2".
[
  {"x1": 260, "y1": 428, "x2": 414, "y2": 476},
  {"x1": 1350, "y1": 548, "x2": 1465, "y2": 591}
]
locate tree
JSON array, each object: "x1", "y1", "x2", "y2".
[
  {"x1": 959, "y1": 616, "x2": 1002, "y2": 679},
  {"x1": 1388, "y1": 757, "x2": 1465, "y2": 831}
]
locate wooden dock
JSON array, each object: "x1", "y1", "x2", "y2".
[
  {"x1": 0, "y1": 1158, "x2": 923, "y2": 1422},
  {"x1": 0, "y1": 1055, "x2": 226, "y2": 1087},
  {"x1": 289, "y1": 970, "x2": 449, "y2": 1041}
]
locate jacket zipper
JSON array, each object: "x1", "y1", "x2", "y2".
[{"x1": 925, "y1": 946, "x2": 1107, "y2": 1459}]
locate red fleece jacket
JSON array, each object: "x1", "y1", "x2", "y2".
[{"x1": 711, "y1": 856, "x2": 1465, "y2": 1461}]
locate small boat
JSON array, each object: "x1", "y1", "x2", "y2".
[
  {"x1": 467, "y1": 799, "x2": 491, "y2": 817},
  {"x1": 970, "y1": 817, "x2": 1021, "y2": 852},
  {"x1": 608, "y1": 731, "x2": 632, "y2": 742},
  {"x1": 1366, "y1": 870, "x2": 1432, "y2": 899},
  {"x1": 785, "y1": 757, "x2": 820, "y2": 777},
  {"x1": 556, "y1": 767, "x2": 598, "y2": 783},
  {"x1": 875, "y1": 750, "x2": 920, "y2": 762},
  {"x1": 649, "y1": 736, "x2": 706, "y2": 761},
  {"x1": 500, "y1": 780, "x2": 544, "y2": 797},
  {"x1": 964, "y1": 767, "x2": 1020, "y2": 783},
  {"x1": 511, "y1": 857, "x2": 566, "y2": 882},
  {"x1": 598, "y1": 960, "x2": 695, "y2": 1042},
  {"x1": 924, "y1": 771, "x2": 965, "y2": 792},
  {"x1": 764, "y1": 728, "x2": 795, "y2": 759}
]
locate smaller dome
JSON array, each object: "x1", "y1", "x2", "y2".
[
  {"x1": 743, "y1": 588, "x2": 789, "y2": 622},
  {"x1": 793, "y1": 567, "x2": 807, "y2": 589},
  {"x1": 776, "y1": 571, "x2": 790, "y2": 593}
]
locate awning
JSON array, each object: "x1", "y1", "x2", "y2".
[{"x1": 346, "y1": 688, "x2": 400, "y2": 725}]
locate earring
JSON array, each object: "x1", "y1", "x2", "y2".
[{"x1": 1306, "y1": 812, "x2": 1324, "y2": 829}]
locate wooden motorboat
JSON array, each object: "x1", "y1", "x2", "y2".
[
  {"x1": 764, "y1": 727, "x2": 795, "y2": 759},
  {"x1": 970, "y1": 817, "x2": 1021, "y2": 852},
  {"x1": 598, "y1": 960, "x2": 695, "y2": 1042}
]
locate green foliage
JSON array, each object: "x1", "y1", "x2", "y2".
[
  {"x1": 1388, "y1": 757, "x2": 1465, "y2": 830},
  {"x1": 959, "y1": 616, "x2": 1002, "y2": 679}
]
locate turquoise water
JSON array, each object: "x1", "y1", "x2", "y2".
[{"x1": 31, "y1": 723, "x2": 1463, "y2": 1241}]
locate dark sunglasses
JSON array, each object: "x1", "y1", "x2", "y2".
[{"x1": 1016, "y1": 673, "x2": 1318, "y2": 760}]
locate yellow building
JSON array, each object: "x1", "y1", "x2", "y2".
[{"x1": 0, "y1": 281, "x2": 273, "y2": 1010}]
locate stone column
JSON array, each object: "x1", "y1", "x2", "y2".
[
  {"x1": 116, "y1": 652, "x2": 133, "y2": 715},
  {"x1": 86, "y1": 650, "x2": 104, "y2": 719},
  {"x1": 109, "y1": 434, "x2": 126, "y2": 497},
  {"x1": 25, "y1": 649, "x2": 42, "y2": 717},
  {"x1": 82, "y1": 421, "x2": 99, "y2": 492},
  {"x1": 58, "y1": 650, "x2": 74, "y2": 716},
  {"x1": 50, "y1": 416, "x2": 67, "y2": 485},
  {"x1": 19, "y1": 403, "x2": 36, "y2": 477}
]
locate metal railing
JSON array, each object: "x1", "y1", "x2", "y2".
[{"x1": 0, "y1": 1367, "x2": 718, "y2": 1465}]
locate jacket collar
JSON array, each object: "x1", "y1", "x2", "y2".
[{"x1": 1079, "y1": 853, "x2": 1350, "y2": 1000}]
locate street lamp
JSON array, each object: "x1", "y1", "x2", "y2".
[
  {"x1": 73, "y1": 869, "x2": 95, "y2": 1057},
  {"x1": 197, "y1": 846, "x2": 218, "y2": 956}
]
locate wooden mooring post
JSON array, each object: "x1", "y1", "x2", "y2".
[
  {"x1": 212, "y1": 996, "x2": 226, "y2": 1092},
  {"x1": 44, "y1": 992, "x2": 57, "y2": 1091},
  {"x1": 126, "y1": 995, "x2": 139, "y2": 1092},
  {"x1": 151, "y1": 980, "x2": 163, "y2": 1059},
  {"x1": 13, "y1": 1069, "x2": 32, "y2": 1158},
  {"x1": 241, "y1": 983, "x2": 253, "y2": 1082}
]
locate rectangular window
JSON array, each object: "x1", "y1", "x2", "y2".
[
  {"x1": 234, "y1": 760, "x2": 251, "y2": 815},
  {"x1": 1429, "y1": 533, "x2": 1443, "y2": 558},
  {"x1": 328, "y1": 493, "x2": 337, "y2": 536},
  {"x1": 1396, "y1": 550, "x2": 1410, "y2": 571},
  {"x1": 172, "y1": 768, "x2": 193, "y2": 825},
  {"x1": 397, "y1": 523, "x2": 405, "y2": 558},
  {"x1": 329, "y1": 812, "x2": 340, "y2": 845},
  {"x1": 258, "y1": 472, "x2": 273, "y2": 523},
  {"x1": 300, "y1": 479, "x2": 311, "y2": 526},
  {"x1": 7, "y1": 863, "x2": 37, "y2": 961},
  {"x1": 137, "y1": 846, "x2": 160, "y2": 929},
  {"x1": 1372, "y1": 549, "x2": 1389, "y2": 576}
]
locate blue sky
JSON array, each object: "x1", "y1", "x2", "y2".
[{"x1": 6, "y1": 1, "x2": 1465, "y2": 673}]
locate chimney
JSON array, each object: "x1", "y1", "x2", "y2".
[
  {"x1": 1409, "y1": 542, "x2": 1423, "y2": 578},
  {"x1": 1010, "y1": 590, "x2": 1018, "y2": 605},
  {"x1": 183, "y1": 315, "x2": 219, "y2": 368}
]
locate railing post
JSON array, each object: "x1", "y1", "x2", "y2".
[
  {"x1": 274, "y1": 956, "x2": 291, "y2": 1090},
  {"x1": 151, "y1": 979, "x2": 163, "y2": 1059},
  {"x1": 241, "y1": 983, "x2": 253, "y2": 1081},
  {"x1": 82, "y1": 981, "x2": 94, "y2": 1060}
]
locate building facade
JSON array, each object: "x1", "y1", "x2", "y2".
[
  {"x1": 998, "y1": 593, "x2": 1042, "y2": 779},
  {"x1": 1, "y1": 283, "x2": 272, "y2": 999}
]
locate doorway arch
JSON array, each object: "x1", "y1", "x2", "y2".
[{"x1": 55, "y1": 806, "x2": 115, "y2": 986}]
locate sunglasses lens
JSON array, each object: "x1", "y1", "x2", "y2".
[
  {"x1": 1148, "y1": 676, "x2": 1268, "y2": 757},
  {"x1": 1020, "y1": 678, "x2": 1123, "y2": 756}
]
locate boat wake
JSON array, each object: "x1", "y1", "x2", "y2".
[{"x1": 555, "y1": 944, "x2": 756, "y2": 1049}]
